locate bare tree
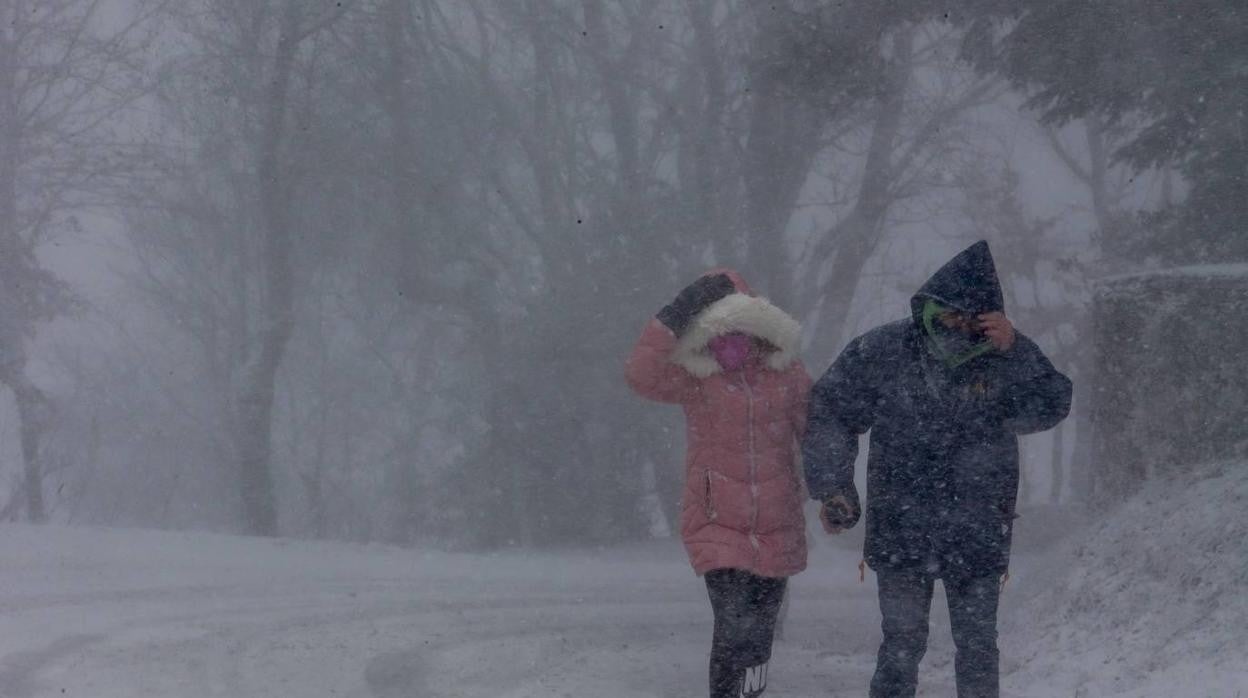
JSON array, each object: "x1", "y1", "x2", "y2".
[
  {"x1": 0, "y1": 0, "x2": 156, "y2": 521},
  {"x1": 128, "y1": 0, "x2": 352, "y2": 536},
  {"x1": 75, "y1": 0, "x2": 1109, "y2": 548},
  {"x1": 792, "y1": 23, "x2": 1006, "y2": 354},
  {"x1": 1034, "y1": 116, "x2": 1153, "y2": 504}
]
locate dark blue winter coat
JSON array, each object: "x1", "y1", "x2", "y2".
[{"x1": 802, "y1": 242, "x2": 1072, "y2": 575}]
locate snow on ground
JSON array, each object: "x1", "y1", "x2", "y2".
[
  {"x1": 0, "y1": 526, "x2": 891, "y2": 697},
  {"x1": 1002, "y1": 460, "x2": 1248, "y2": 698},
  {"x1": 1, "y1": 465, "x2": 1243, "y2": 698}
]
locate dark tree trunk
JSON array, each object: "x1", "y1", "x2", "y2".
[
  {"x1": 800, "y1": 27, "x2": 913, "y2": 353},
  {"x1": 686, "y1": 0, "x2": 729, "y2": 246},
  {"x1": 234, "y1": 1, "x2": 303, "y2": 537},
  {"x1": 1, "y1": 371, "x2": 49, "y2": 522},
  {"x1": 0, "y1": 8, "x2": 46, "y2": 523},
  {"x1": 742, "y1": 6, "x2": 824, "y2": 299}
]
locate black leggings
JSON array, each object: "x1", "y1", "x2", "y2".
[{"x1": 705, "y1": 568, "x2": 787, "y2": 698}]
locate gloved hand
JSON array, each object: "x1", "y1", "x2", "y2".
[
  {"x1": 656, "y1": 273, "x2": 736, "y2": 336},
  {"x1": 820, "y1": 494, "x2": 860, "y2": 534}
]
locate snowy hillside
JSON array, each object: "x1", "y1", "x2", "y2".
[
  {"x1": 1, "y1": 465, "x2": 1244, "y2": 698},
  {"x1": 1004, "y1": 460, "x2": 1248, "y2": 697}
]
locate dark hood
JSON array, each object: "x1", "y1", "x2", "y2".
[{"x1": 910, "y1": 240, "x2": 1005, "y2": 323}]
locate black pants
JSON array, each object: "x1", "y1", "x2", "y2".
[
  {"x1": 869, "y1": 568, "x2": 1001, "y2": 698},
  {"x1": 705, "y1": 568, "x2": 787, "y2": 698}
]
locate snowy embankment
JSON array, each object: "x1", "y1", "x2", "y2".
[
  {"x1": 1004, "y1": 460, "x2": 1248, "y2": 697},
  {"x1": 0, "y1": 464, "x2": 1243, "y2": 697}
]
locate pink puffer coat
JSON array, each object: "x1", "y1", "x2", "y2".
[{"x1": 626, "y1": 270, "x2": 811, "y2": 578}]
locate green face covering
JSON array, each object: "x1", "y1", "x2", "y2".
[{"x1": 921, "y1": 298, "x2": 994, "y2": 368}]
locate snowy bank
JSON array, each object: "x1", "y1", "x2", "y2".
[{"x1": 1004, "y1": 461, "x2": 1248, "y2": 697}]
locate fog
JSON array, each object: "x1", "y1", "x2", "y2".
[{"x1": 0, "y1": 1, "x2": 1243, "y2": 696}]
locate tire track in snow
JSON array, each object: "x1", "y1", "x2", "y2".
[
  {"x1": 0, "y1": 634, "x2": 105, "y2": 697},
  {"x1": 0, "y1": 571, "x2": 704, "y2": 697}
]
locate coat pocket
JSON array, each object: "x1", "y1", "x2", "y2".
[{"x1": 703, "y1": 470, "x2": 717, "y2": 521}]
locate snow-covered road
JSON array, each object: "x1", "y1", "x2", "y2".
[
  {"x1": 7, "y1": 514, "x2": 1242, "y2": 697},
  {"x1": 0, "y1": 526, "x2": 974, "y2": 697},
  {"x1": 6, "y1": 470, "x2": 1245, "y2": 696}
]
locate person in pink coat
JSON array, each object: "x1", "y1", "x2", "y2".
[{"x1": 626, "y1": 269, "x2": 811, "y2": 698}]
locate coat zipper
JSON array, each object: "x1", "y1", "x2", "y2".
[
  {"x1": 704, "y1": 469, "x2": 716, "y2": 520},
  {"x1": 741, "y1": 371, "x2": 761, "y2": 568}
]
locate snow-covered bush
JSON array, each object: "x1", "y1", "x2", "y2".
[{"x1": 1090, "y1": 266, "x2": 1248, "y2": 501}]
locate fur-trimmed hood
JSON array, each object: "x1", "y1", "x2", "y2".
[{"x1": 670, "y1": 271, "x2": 801, "y2": 378}]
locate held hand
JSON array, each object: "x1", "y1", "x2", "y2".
[
  {"x1": 820, "y1": 495, "x2": 857, "y2": 535},
  {"x1": 977, "y1": 312, "x2": 1016, "y2": 352}
]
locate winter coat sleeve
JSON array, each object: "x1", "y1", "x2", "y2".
[
  {"x1": 789, "y1": 363, "x2": 814, "y2": 440},
  {"x1": 801, "y1": 335, "x2": 876, "y2": 505},
  {"x1": 997, "y1": 334, "x2": 1073, "y2": 435},
  {"x1": 625, "y1": 318, "x2": 700, "y2": 404}
]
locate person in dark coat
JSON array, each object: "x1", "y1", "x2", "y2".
[{"x1": 802, "y1": 241, "x2": 1072, "y2": 698}]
